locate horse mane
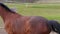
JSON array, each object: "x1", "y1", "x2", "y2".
[{"x1": 0, "y1": 3, "x2": 16, "y2": 13}]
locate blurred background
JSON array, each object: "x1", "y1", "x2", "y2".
[
  {"x1": 0, "y1": 0, "x2": 60, "y2": 34},
  {"x1": 0, "y1": 0, "x2": 60, "y2": 3}
]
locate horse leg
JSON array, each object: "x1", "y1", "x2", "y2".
[
  {"x1": 42, "y1": 32, "x2": 50, "y2": 34},
  {"x1": 5, "y1": 28, "x2": 13, "y2": 34},
  {"x1": 5, "y1": 24, "x2": 13, "y2": 34},
  {"x1": 41, "y1": 30, "x2": 51, "y2": 34}
]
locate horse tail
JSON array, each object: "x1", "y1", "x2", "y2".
[{"x1": 48, "y1": 20, "x2": 59, "y2": 32}]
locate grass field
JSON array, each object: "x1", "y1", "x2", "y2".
[
  {"x1": 5, "y1": 3, "x2": 60, "y2": 20},
  {"x1": 0, "y1": 3, "x2": 60, "y2": 27}
]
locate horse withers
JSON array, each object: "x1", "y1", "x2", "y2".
[{"x1": 0, "y1": 3, "x2": 51, "y2": 34}]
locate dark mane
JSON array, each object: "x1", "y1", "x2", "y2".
[{"x1": 0, "y1": 3, "x2": 15, "y2": 13}]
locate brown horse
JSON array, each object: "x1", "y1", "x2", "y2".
[{"x1": 0, "y1": 3, "x2": 51, "y2": 34}]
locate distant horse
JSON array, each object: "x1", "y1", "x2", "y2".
[
  {"x1": 48, "y1": 20, "x2": 60, "y2": 34},
  {"x1": 0, "y1": 3, "x2": 51, "y2": 34}
]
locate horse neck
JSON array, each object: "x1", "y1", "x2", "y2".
[
  {"x1": 0, "y1": 10, "x2": 21, "y2": 22},
  {"x1": 0, "y1": 10, "x2": 11, "y2": 21}
]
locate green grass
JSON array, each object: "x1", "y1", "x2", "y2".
[
  {"x1": 5, "y1": 3, "x2": 60, "y2": 20},
  {"x1": 0, "y1": 3, "x2": 60, "y2": 26}
]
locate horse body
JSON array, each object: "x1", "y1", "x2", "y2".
[
  {"x1": 5, "y1": 15, "x2": 50, "y2": 34},
  {"x1": 0, "y1": 3, "x2": 51, "y2": 34}
]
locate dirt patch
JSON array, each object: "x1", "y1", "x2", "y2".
[
  {"x1": 50, "y1": 31, "x2": 58, "y2": 34},
  {"x1": 0, "y1": 28, "x2": 7, "y2": 34}
]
